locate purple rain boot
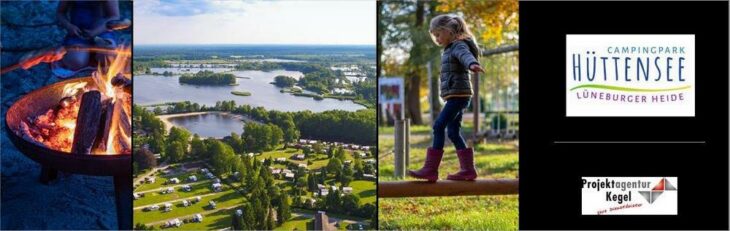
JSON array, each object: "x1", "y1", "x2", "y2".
[
  {"x1": 447, "y1": 148, "x2": 477, "y2": 181},
  {"x1": 408, "y1": 147, "x2": 443, "y2": 182}
]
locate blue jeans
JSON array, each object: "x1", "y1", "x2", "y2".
[{"x1": 432, "y1": 97, "x2": 470, "y2": 150}]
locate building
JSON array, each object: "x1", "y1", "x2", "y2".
[
  {"x1": 284, "y1": 173, "x2": 295, "y2": 179},
  {"x1": 314, "y1": 211, "x2": 336, "y2": 231}
]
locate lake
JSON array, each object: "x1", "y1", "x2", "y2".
[
  {"x1": 134, "y1": 69, "x2": 366, "y2": 112},
  {"x1": 165, "y1": 113, "x2": 245, "y2": 138}
]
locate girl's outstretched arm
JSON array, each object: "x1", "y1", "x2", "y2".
[{"x1": 452, "y1": 42, "x2": 480, "y2": 71}]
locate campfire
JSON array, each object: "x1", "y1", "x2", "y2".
[{"x1": 15, "y1": 46, "x2": 132, "y2": 155}]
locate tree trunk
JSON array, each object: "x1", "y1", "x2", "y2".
[
  {"x1": 405, "y1": 1, "x2": 425, "y2": 125},
  {"x1": 428, "y1": 2, "x2": 441, "y2": 124}
]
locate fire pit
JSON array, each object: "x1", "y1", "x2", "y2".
[{"x1": 5, "y1": 77, "x2": 132, "y2": 227}]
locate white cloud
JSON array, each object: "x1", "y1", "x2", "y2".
[{"x1": 134, "y1": 0, "x2": 375, "y2": 45}]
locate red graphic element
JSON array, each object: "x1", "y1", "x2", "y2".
[{"x1": 652, "y1": 178, "x2": 666, "y2": 191}]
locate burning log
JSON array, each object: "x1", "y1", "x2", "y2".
[
  {"x1": 94, "y1": 88, "x2": 132, "y2": 154},
  {"x1": 71, "y1": 91, "x2": 102, "y2": 155}
]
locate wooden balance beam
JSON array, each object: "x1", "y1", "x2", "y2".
[{"x1": 378, "y1": 179, "x2": 519, "y2": 198}]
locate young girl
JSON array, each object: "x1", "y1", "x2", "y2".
[{"x1": 409, "y1": 14, "x2": 484, "y2": 182}]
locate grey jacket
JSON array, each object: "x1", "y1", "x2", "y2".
[{"x1": 440, "y1": 39, "x2": 480, "y2": 99}]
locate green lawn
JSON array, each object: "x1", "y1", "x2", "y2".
[
  {"x1": 135, "y1": 171, "x2": 204, "y2": 192},
  {"x1": 167, "y1": 206, "x2": 243, "y2": 231},
  {"x1": 378, "y1": 124, "x2": 519, "y2": 230},
  {"x1": 276, "y1": 214, "x2": 311, "y2": 231},
  {"x1": 134, "y1": 189, "x2": 245, "y2": 225},
  {"x1": 348, "y1": 180, "x2": 376, "y2": 205},
  {"x1": 134, "y1": 181, "x2": 220, "y2": 208},
  {"x1": 135, "y1": 143, "x2": 373, "y2": 228},
  {"x1": 257, "y1": 147, "x2": 357, "y2": 171}
]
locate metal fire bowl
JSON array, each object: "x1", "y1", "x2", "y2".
[{"x1": 5, "y1": 77, "x2": 130, "y2": 176}]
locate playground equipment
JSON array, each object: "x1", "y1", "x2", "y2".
[
  {"x1": 379, "y1": 179, "x2": 518, "y2": 197},
  {"x1": 382, "y1": 44, "x2": 520, "y2": 196},
  {"x1": 474, "y1": 44, "x2": 519, "y2": 143}
]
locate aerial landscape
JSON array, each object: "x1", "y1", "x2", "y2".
[{"x1": 132, "y1": 45, "x2": 376, "y2": 230}]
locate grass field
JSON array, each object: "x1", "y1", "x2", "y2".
[
  {"x1": 259, "y1": 148, "x2": 376, "y2": 206},
  {"x1": 135, "y1": 171, "x2": 203, "y2": 192},
  {"x1": 258, "y1": 147, "x2": 363, "y2": 171},
  {"x1": 378, "y1": 124, "x2": 519, "y2": 230},
  {"x1": 135, "y1": 144, "x2": 374, "y2": 229},
  {"x1": 167, "y1": 205, "x2": 244, "y2": 230},
  {"x1": 275, "y1": 214, "x2": 311, "y2": 231},
  {"x1": 134, "y1": 188, "x2": 245, "y2": 225},
  {"x1": 134, "y1": 181, "x2": 221, "y2": 207}
]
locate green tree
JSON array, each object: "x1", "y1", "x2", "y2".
[
  {"x1": 335, "y1": 146, "x2": 346, "y2": 161},
  {"x1": 340, "y1": 164, "x2": 354, "y2": 187},
  {"x1": 240, "y1": 202, "x2": 255, "y2": 230},
  {"x1": 312, "y1": 142, "x2": 323, "y2": 154},
  {"x1": 353, "y1": 159, "x2": 364, "y2": 178},
  {"x1": 134, "y1": 147, "x2": 157, "y2": 171},
  {"x1": 190, "y1": 134, "x2": 207, "y2": 158},
  {"x1": 307, "y1": 173, "x2": 317, "y2": 192},
  {"x1": 168, "y1": 126, "x2": 191, "y2": 146},
  {"x1": 326, "y1": 158, "x2": 343, "y2": 178},
  {"x1": 277, "y1": 194, "x2": 291, "y2": 225},
  {"x1": 273, "y1": 75, "x2": 297, "y2": 88},
  {"x1": 148, "y1": 131, "x2": 166, "y2": 154},
  {"x1": 209, "y1": 140, "x2": 236, "y2": 175},
  {"x1": 165, "y1": 141, "x2": 185, "y2": 163},
  {"x1": 341, "y1": 194, "x2": 361, "y2": 215}
]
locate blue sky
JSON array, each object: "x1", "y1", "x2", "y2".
[{"x1": 134, "y1": 0, "x2": 376, "y2": 45}]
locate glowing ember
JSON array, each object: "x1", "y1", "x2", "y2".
[
  {"x1": 20, "y1": 95, "x2": 81, "y2": 153},
  {"x1": 20, "y1": 46, "x2": 132, "y2": 155}
]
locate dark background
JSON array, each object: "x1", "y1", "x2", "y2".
[{"x1": 519, "y1": 1, "x2": 729, "y2": 229}]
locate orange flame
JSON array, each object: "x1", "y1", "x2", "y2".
[
  {"x1": 23, "y1": 46, "x2": 132, "y2": 155},
  {"x1": 96, "y1": 45, "x2": 132, "y2": 154}
]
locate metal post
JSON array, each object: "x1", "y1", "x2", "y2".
[
  {"x1": 403, "y1": 118, "x2": 411, "y2": 169},
  {"x1": 394, "y1": 119, "x2": 406, "y2": 179},
  {"x1": 427, "y1": 61, "x2": 432, "y2": 122},
  {"x1": 472, "y1": 72, "x2": 480, "y2": 146}
]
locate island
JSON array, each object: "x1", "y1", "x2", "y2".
[{"x1": 179, "y1": 70, "x2": 237, "y2": 85}]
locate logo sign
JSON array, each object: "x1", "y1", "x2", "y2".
[
  {"x1": 566, "y1": 35, "x2": 695, "y2": 117},
  {"x1": 582, "y1": 177, "x2": 678, "y2": 215},
  {"x1": 378, "y1": 77, "x2": 404, "y2": 105}
]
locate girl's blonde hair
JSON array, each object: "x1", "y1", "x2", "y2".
[{"x1": 429, "y1": 14, "x2": 480, "y2": 55}]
